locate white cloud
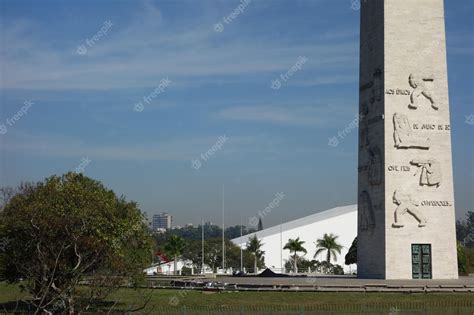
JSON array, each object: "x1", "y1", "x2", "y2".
[
  {"x1": 0, "y1": 2, "x2": 358, "y2": 91},
  {"x1": 215, "y1": 104, "x2": 349, "y2": 127}
]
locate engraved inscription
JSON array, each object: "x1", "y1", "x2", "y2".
[
  {"x1": 420, "y1": 200, "x2": 451, "y2": 207},
  {"x1": 387, "y1": 165, "x2": 411, "y2": 172},
  {"x1": 386, "y1": 88, "x2": 410, "y2": 96},
  {"x1": 412, "y1": 124, "x2": 450, "y2": 131}
]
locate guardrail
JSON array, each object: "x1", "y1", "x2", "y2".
[{"x1": 105, "y1": 301, "x2": 474, "y2": 315}]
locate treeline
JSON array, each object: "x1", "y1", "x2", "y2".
[{"x1": 155, "y1": 224, "x2": 257, "y2": 241}]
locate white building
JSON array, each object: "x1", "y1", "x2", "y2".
[
  {"x1": 152, "y1": 212, "x2": 173, "y2": 230},
  {"x1": 231, "y1": 205, "x2": 357, "y2": 274}
]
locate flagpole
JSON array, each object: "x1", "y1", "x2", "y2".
[
  {"x1": 202, "y1": 219, "x2": 205, "y2": 275},
  {"x1": 280, "y1": 219, "x2": 283, "y2": 273},
  {"x1": 240, "y1": 216, "x2": 243, "y2": 271},
  {"x1": 222, "y1": 184, "x2": 225, "y2": 272}
]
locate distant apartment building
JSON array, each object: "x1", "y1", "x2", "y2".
[{"x1": 152, "y1": 212, "x2": 173, "y2": 230}]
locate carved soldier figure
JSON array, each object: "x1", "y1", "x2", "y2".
[
  {"x1": 368, "y1": 147, "x2": 382, "y2": 185},
  {"x1": 370, "y1": 69, "x2": 383, "y2": 105},
  {"x1": 408, "y1": 74, "x2": 438, "y2": 110},
  {"x1": 411, "y1": 159, "x2": 442, "y2": 187},
  {"x1": 392, "y1": 190, "x2": 427, "y2": 228},
  {"x1": 359, "y1": 191, "x2": 376, "y2": 231}
]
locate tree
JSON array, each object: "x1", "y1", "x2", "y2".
[
  {"x1": 193, "y1": 238, "x2": 256, "y2": 272},
  {"x1": 180, "y1": 240, "x2": 204, "y2": 273},
  {"x1": 0, "y1": 173, "x2": 153, "y2": 314},
  {"x1": 284, "y1": 257, "x2": 319, "y2": 273},
  {"x1": 315, "y1": 233, "x2": 343, "y2": 264},
  {"x1": 224, "y1": 240, "x2": 260, "y2": 271},
  {"x1": 456, "y1": 211, "x2": 474, "y2": 249},
  {"x1": 257, "y1": 218, "x2": 263, "y2": 231},
  {"x1": 246, "y1": 235, "x2": 265, "y2": 273},
  {"x1": 283, "y1": 237, "x2": 307, "y2": 273},
  {"x1": 156, "y1": 224, "x2": 255, "y2": 241},
  {"x1": 163, "y1": 235, "x2": 186, "y2": 275},
  {"x1": 457, "y1": 241, "x2": 470, "y2": 276},
  {"x1": 345, "y1": 237, "x2": 357, "y2": 265}
]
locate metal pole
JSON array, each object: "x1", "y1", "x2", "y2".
[
  {"x1": 280, "y1": 220, "x2": 283, "y2": 273},
  {"x1": 240, "y1": 216, "x2": 243, "y2": 271},
  {"x1": 222, "y1": 184, "x2": 225, "y2": 271},
  {"x1": 202, "y1": 219, "x2": 205, "y2": 274}
]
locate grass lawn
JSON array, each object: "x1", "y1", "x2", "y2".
[
  {"x1": 1, "y1": 282, "x2": 473, "y2": 313},
  {"x1": 107, "y1": 289, "x2": 474, "y2": 308}
]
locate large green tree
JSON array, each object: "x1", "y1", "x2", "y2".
[
  {"x1": 314, "y1": 233, "x2": 343, "y2": 264},
  {"x1": 0, "y1": 173, "x2": 153, "y2": 314},
  {"x1": 163, "y1": 235, "x2": 186, "y2": 275},
  {"x1": 283, "y1": 238, "x2": 307, "y2": 273},
  {"x1": 246, "y1": 235, "x2": 265, "y2": 273}
]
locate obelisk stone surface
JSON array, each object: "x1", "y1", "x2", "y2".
[{"x1": 357, "y1": 0, "x2": 458, "y2": 279}]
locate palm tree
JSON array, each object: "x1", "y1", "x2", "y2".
[
  {"x1": 164, "y1": 235, "x2": 187, "y2": 275},
  {"x1": 246, "y1": 235, "x2": 264, "y2": 274},
  {"x1": 314, "y1": 233, "x2": 343, "y2": 264},
  {"x1": 283, "y1": 237, "x2": 307, "y2": 273}
]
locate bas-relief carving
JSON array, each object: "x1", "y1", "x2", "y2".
[
  {"x1": 368, "y1": 146, "x2": 382, "y2": 185},
  {"x1": 359, "y1": 191, "x2": 376, "y2": 231},
  {"x1": 392, "y1": 190, "x2": 427, "y2": 228},
  {"x1": 410, "y1": 159, "x2": 442, "y2": 187},
  {"x1": 370, "y1": 69, "x2": 383, "y2": 105},
  {"x1": 360, "y1": 68, "x2": 383, "y2": 104},
  {"x1": 361, "y1": 102, "x2": 368, "y2": 116},
  {"x1": 408, "y1": 74, "x2": 438, "y2": 110},
  {"x1": 360, "y1": 121, "x2": 369, "y2": 148},
  {"x1": 393, "y1": 113, "x2": 430, "y2": 149}
]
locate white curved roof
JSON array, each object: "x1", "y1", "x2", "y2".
[{"x1": 232, "y1": 204, "x2": 357, "y2": 243}]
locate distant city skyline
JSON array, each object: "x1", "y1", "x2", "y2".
[{"x1": 1, "y1": 0, "x2": 472, "y2": 228}]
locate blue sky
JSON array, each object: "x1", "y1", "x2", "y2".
[{"x1": 0, "y1": 0, "x2": 473, "y2": 227}]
